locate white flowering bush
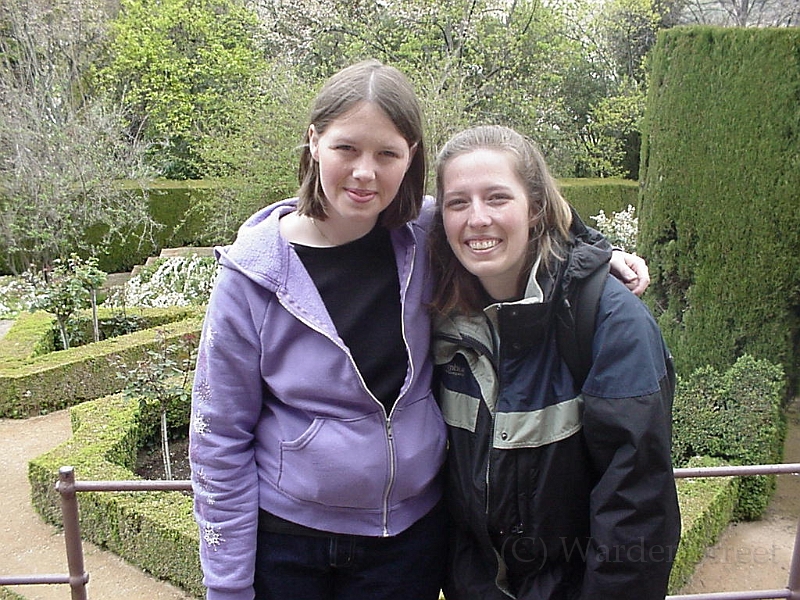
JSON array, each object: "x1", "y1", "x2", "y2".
[
  {"x1": 103, "y1": 255, "x2": 219, "y2": 308},
  {"x1": 590, "y1": 204, "x2": 639, "y2": 253},
  {"x1": 0, "y1": 275, "x2": 38, "y2": 318}
]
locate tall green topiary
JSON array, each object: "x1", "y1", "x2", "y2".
[{"x1": 638, "y1": 27, "x2": 800, "y2": 395}]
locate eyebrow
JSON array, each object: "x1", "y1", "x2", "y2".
[
  {"x1": 328, "y1": 134, "x2": 408, "y2": 153},
  {"x1": 444, "y1": 183, "x2": 514, "y2": 197}
]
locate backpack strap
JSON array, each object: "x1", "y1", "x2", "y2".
[{"x1": 556, "y1": 261, "x2": 609, "y2": 390}]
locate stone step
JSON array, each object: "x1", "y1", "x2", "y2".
[
  {"x1": 158, "y1": 246, "x2": 214, "y2": 258},
  {"x1": 130, "y1": 247, "x2": 215, "y2": 277}
]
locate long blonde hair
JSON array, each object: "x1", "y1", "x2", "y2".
[{"x1": 430, "y1": 125, "x2": 573, "y2": 316}]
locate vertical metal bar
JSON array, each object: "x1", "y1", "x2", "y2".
[
  {"x1": 57, "y1": 466, "x2": 90, "y2": 600},
  {"x1": 787, "y1": 514, "x2": 800, "y2": 599}
]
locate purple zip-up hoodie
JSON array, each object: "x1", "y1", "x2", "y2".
[{"x1": 189, "y1": 198, "x2": 447, "y2": 600}]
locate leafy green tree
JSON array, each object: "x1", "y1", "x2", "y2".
[
  {"x1": 565, "y1": 0, "x2": 680, "y2": 177},
  {"x1": 115, "y1": 330, "x2": 198, "y2": 480},
  {"x1": 190, "y1": 60, "x2": 315, "y2": 242},
  {"x1": 576, "y1": 79, "x2": 647, "y2": 178},
  {"x1": 0, "y1": 0, "x2": 156, "y2": 274},
  {"x1": 28, "y1": 256, "x2": 92, "y2": 350},
  {"x1": 98, "y1": 0, "x2": 269, "y2": 179},
  {"x1": 73, "y1": 255, "x2": 107, "y2": 342},
  {"x1": 263, "y1": 0, "x2": 586, "y2": 175},
  {"x1": 596, "y1": 0, "x2": 664, "y2": 83}
]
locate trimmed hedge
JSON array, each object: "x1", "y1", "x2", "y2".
[
  {"x1": 559, "y1": 178, "x2": 639, "y2": 223},
  {"x1": 28, "y1": 391, "x2": 202, "y2": 598},
  {"x1": 30, "y1": 389, "x2": 750, "y2": 599},
  {"x1": 672, "y1": 355, "x2": 786, "y2": 520},
  {"x1": 668, "y1": 456, "x2": 739, "y2": 593},
  {"x1": 0, "y1": 307, "x2": 203, "y2": 418},
  {"x1": 91, "y1": 180, "x2": 221, "y2": 274},
  {"x1": 1, "y1": 178, "x2": 636, "y2": 276},
  {"x1": 0, "y1": 311, "x2": 58, "y2": 365},
  {"x1": 0, "y1": 181, "x2": 222, "y2": 276},
  {"x1": 639, "y1": 26, "x2": 800, "y2": 395}
]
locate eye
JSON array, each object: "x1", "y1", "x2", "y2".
[
  {"x1": 444, "y1": 197, "x2": 468, "y2": 210},
  {"x1": 487, "y1": 193, "x2": 511, "y2": 204},
  {"x1": 333, "y1": 144, "x2": 355, "y2": 152}
]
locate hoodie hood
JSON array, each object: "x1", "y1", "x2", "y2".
[{"x1": 213, "y1": 198, "x2": 314, "y2": 296}]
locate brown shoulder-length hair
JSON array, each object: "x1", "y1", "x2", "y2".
[
  {"x1": 296, "y1": 59, "x2": 426, "y2": 229},
  {"x1": 429, "y1": 125, "x2": 573, "y2": 316}
]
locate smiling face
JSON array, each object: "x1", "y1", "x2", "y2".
[
  {"x1": 441, "y1": 148, "x2": 534, "y2": 301},
  {"x1": 309, "y1": 101, "x2": 416, "y2": 241}
]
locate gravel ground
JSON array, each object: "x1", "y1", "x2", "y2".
[{"x1": 0, "y1": 410, "x2": 196, "y2": 600}]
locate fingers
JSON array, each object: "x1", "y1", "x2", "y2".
[
  {"x1": 610, "y1": 251, "x2": 650, "y2": 297},
  {"x1": 624, "y1": 253, "x2": 650, "y2": 297}
]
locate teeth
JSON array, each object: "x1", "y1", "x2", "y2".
[{"x1": 468, "y1": 239, "x2": 499, "y2": 251}]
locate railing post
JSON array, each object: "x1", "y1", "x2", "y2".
[
  {"x1": 788, "y1": 514, "x2": 800, "y2": 600},
  {"x1": 57, "y1": 466, "x2": 90, "y2": 600}
]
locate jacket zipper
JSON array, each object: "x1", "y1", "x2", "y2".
[
  {"x1": 485, "y1": 314, "x2": 501, "y2": 519},
  {"x1": 381, "y1": 241, "x2": 416, "y2": 535}
]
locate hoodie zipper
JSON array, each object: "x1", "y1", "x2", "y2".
[
  {"x1": 380, "y1": 241, "x2": 416, "y2": 535},
  {"x1": 279, "y1": 231, "x2": 416, "y2": 537}
]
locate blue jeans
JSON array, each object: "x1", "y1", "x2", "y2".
[{"x1": 254, "y1": 502, "x2": 448, "y2": 600}]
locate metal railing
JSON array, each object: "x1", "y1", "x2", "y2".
[
  {"x1": 0, "y1": 467, "x2": 193, "y2": 600},
  {"x1": 667, "y1": 463, "x2": 800, "y2": 600},
  {"x1": 1, "y1": 463, "x2": 799, "y2": 600}
]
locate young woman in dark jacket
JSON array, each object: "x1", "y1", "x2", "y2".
[{"x1": 430, "y1": 125, "x2": 680, "y2": 600}]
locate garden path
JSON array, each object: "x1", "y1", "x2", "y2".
[
  {"x1": 0, "y1": 410, "x2": 194, "y2": 599},
  {"x1": 676, "y1": 394, "x2": 800, "y2": 594}
]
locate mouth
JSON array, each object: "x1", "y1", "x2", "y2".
[
  {"x1": 346, "y1": 188, "x2": 377, "y2": 202},
  {"x1": 467, "y1": 238, "x2": 501, "y2": 251}
]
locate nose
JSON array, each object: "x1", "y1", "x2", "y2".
[
  {"x1": 467, "y1": 200, "x2": 491, "y2": 228},
  {"x1": 352, "y1": 155, "x2": 377, "y2": 181}
]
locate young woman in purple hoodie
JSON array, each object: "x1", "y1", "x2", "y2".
[{"x1": 189, "y1": 60, "x2": 649, "y2": 600}]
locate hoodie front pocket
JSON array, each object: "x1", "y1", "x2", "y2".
[{"x1": 278, "y1": 413, "x2": 389, "y2": 509}]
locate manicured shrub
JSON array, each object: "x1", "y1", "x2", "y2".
[
  {"x1": 0, "y1": 308, "x2": 202, "y2": 418},
  {"x1": 559, "y1": 178, "x2": 638, "y2": 223},
  {"x1": 672, "y1": 355, "x2": 786, "y2": 520},
  {"x1": 28, "y1": 391, "x2": 202, "y2": 597},
  {"x1": 639, "y1": 26, "x2": 800, "y2": 396},
  {"x1": 0, "y1": 587, "x2": 26, "y2": 600},
  {"x1": 668, "y1": 456, "x2": 739, "y2": 593}
]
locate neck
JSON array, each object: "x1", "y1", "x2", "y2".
[{"x1": 312, "y1": 215, "x2": 378, "y2": 246}]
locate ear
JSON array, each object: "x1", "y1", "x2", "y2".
[
  {"x1": 308, "y1": 125, "x2": 320, "y2": 161},
  {"x1": 405, "y1": 142, "x2": 418, "y2": 172},
  {"x1": 528, "y1": 201, "x2": 542, "y2": 229}
]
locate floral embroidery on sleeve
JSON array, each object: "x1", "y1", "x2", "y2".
[
  {"x1": 202, "y1": 522, "x2": 224, "y2": 550},
  {"x1": 193, "y1": 413, "x2": 211, "y2": 436}
]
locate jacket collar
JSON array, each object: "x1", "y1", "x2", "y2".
[{"x1": 433, "y1": 234, "x2": 611, "y2": 362}]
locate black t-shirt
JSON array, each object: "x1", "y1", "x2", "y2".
[{"x1": 293, "y1": 224, "x2": 408, "y2": 414}]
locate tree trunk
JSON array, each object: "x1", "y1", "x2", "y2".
[
  {"x1": 161, "y1": 410, "x2": 173, "y2": 481},
  {"x1": 91, "y1": 289, "x2": 99, "y2": 343},
  {"x1": 57, "y1": 318, "x2": 70, "y2": 350}
]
